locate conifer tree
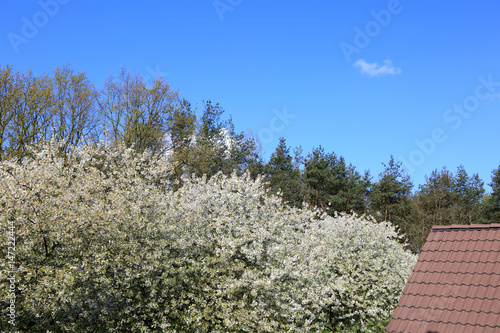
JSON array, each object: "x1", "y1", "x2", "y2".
[
  {"x1": 482, "y1": 165, "x2": 500, "y2": 223},
  {"x1": 409, "y1": 168, "x2": 455, "y2": 251},
  {"x1": 166, "y1": 98, "x2": 196, "y2": 189},
  {"x1": 265, "y1": 137, "x2": 303, "y2": 207},
  {"x1": 370, "y1": 156, "x2": 413, "y2": 232},
  {"x1": 188, "y1": 100, "x2": 256, "y2": 179},
  {"x1": 451, "y1": 165, "x2": 485, "y2": 224},
  {"x1": 303, "y1": 146, "x2": 368, "y2": 215},
  {"x1": 409, "y1": 166, "x2": 485, "y2": 252}
]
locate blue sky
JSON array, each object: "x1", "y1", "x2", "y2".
[{"x1": 2, "y1": 0, "x2": 499, "y2": 191}]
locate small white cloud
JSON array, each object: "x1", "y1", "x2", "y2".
[{"x1": 354, "y1": 59, "x2": 401, "y2": 77}]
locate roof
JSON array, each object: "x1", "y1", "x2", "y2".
[{"x1": 386, "y1": 224, "x2": 500, "y2": 333}]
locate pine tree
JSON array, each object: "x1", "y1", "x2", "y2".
[
  {"x1": 188, "y1": 100, "x2": 230, "y2": 178},
  {"x1": 409, "y1": 166, "x2": 485, "y2": 252},
  {"x1": 187, "y1": 100, "x2": 261, "y2": 180},
  {"x1": 167, "y1": 98, "x2": 196, "y2": 189},
  {"x1": 482, "y1": 165, "x2": 500, "y2": 223},
  {"x1": 451, "y1": 165, "x2": 485, "y2": 224},
  {"x1": 265, "y1": 138, "x2": 303, "y2": 208},
  {"x1": 409, "y1": 168, "x2": 455, "y2": 251},
  {"x1": 370, "y1": 156, "x2": 413, "y2": 232},
  {"x1": 220, "y1": 116, "x2": 261, "y2": 177},
  {"x1": 303, "y1": 146, "x2": 368, "y2": 215}
]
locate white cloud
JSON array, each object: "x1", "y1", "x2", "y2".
[{"x1": 354, "y1": 59, "x2": 401, "y2": 77}]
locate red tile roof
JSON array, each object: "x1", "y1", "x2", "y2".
[{"x1": 386, "y1": 224, "x2": 500, "y2": 333}]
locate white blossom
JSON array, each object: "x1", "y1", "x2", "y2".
[{"x1": 0, "y1": 139, "x2": 416, "y2": 332}]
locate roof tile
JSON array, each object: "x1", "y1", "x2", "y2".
[{"x1": 387, "y1": 224, "x2": 500, "y2": 333}]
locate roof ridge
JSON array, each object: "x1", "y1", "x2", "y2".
[
  {"x1": 402, "y1": 292, "x2": 499, "y2": 301},
  {"x1": 389, "y1": 317, "x2": 500, "y2": 328},
  {"x1": 412, "y1": 270, "x2": 500, "y2": 275},
  {"x1": 418, "y1": 259, "x2": 500, "y2": 264},
  {"x1": 397, "y1": 305, "x2": 500, "y2": 315},
  {"x1": 425, "y1": 239, "x2": 499, "y2": 242},
  {"x1": 420, "y1": 249, "x2": 500, "y2": 253},
  {"x1": 407, "y1": 281, "x2": 500, "y2": 288},
  {"x1": 432, "y1": 223, "x2": 500, "y2": 231}
]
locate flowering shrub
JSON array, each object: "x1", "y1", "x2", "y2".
[
  {"x1": 0, "y1": 140, "x2": 174, "y2": 332},
  {"x1": 294, "y1": 213, "x2": 417, "y2": 330},
  {"x1": 0, "y1": 139, "x2": 416, "y2": 332}
]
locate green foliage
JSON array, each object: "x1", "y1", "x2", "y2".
[
  {"x1": 409, "y1": 166, "x2": 485, "y2": 252},
  {"x1": 265, "y1": 137, "x2": 303, "y2": 208},
  {"x1": 0, "y1": 65, "x2": 17, "y2": 159},
  {"x1": 0, "y1": 64, "x2": 99, "y2": 161},
  {"x1": 0, "y1": 64, "x2": 166, "y2": 158},
  {"x1": 0, "y1": 65, "x2": 262, "y2": 188},
  {"x1": 187, "y1": 100, "x2": 229, "y2": 179},
  {"x1": 370, "y1": 156, "x2": 413, "y2": 224},
  {"x1": 98, "y1": 67, "x2": 177, "y2": 155},
  {"x1": 166, "y1": 98, "x2": 197, "y2": 189},
  {"x1": 183, "y1": 100, "x2": 261, "y2": 181},
  {"x1": 51, "y1": 64, "x2": 99, "y2": 151},
  {"x1": 408, "y1": 168, "x2": 454, "y2": 251},
  {"x1": 451, "y1": 165, "x2": 485, "y2": 224},
  {"x1": 303, "y1": 146, "x2": 368, "y2": 215},
  {"x1": 0, "y1": 66, "x2": 53, "y2": 160},
  {"x1": 482, "y1": 165, "x2": 500, "y2": 223}
]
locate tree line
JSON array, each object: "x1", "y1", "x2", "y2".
[
  {"x1": 0, "y1": 64, "x2": 261, "y2": 188},
  {"x1": 266, "y1": 138, "x2": 500, "y2": 252},
  {"x1": 1, "y1": 64, "x2": 499, "y2": 252}
]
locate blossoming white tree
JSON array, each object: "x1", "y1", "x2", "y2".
[
  {"x1": 293, "y1": 213, "x2": 417, "y2": 330},
  {"x1": 0, "y1": 139, "x2": 416, "y2": 332}
]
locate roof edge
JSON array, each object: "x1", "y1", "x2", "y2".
[{"x1": 432, "y1": 223, "x2": 500, "y2": 231}]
